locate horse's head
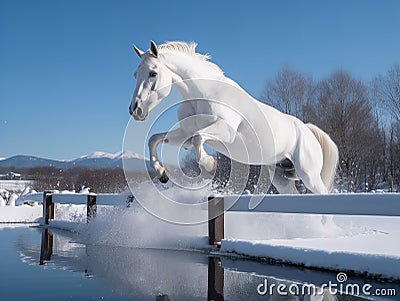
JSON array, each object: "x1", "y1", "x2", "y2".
[{"x1": 129, "y1": 41, "x2": 173, "y2": 121}]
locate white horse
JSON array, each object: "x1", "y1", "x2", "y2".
[{"x1": 129, "y1": 41, "x2": 338, "y2": 194}]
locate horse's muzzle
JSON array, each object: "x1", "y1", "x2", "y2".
[
  {"x1": 132, "y1": 108, "x2": 148, "y2": 121},
  {"x1": 130, "y1": 102, "x2": 147, "y2": 120},
  {"x1": 129, "y1": 101, "x2": 138, "y2": 115},
  {"x1": 135, "y1": 107, "x2": 143, "y2": 117}
]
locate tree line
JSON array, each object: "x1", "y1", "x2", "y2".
[
  {"x1": 0, "y1": 166, "x2": 136, "y2": 193},
  {"x1": 261, "y1": 64, "x2": 400, "y2": 192}
]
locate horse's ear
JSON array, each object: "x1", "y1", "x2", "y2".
[
  {"x1": 150, "y1": 40, "x2": 158, "y2": 58},
  {"x1": 133, "y1": 44, "x2": 144, "y2": 58}
]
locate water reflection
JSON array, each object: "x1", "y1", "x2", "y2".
[
  {"x1": 39, "y1": 229, "x2": 52, "y2": 265},
  {"x1": 16, "y1": 228, "x2": 400, "y2": 301}
]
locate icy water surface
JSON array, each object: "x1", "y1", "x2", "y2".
[{"x1": 0, "y1": 226, "x2": 398, "y2": 300}]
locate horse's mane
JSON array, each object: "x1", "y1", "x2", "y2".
[{"x1": 158, "y1": 41, "x2": 223, "y2": 74}]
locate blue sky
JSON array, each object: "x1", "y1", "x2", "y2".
[{"x1": 1, "y1": 0, "x2": 399, "y2": 160}]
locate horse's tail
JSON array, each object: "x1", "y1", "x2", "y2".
[{"x1": 306, "y1": 123, "x2": 339, "y2": 191}]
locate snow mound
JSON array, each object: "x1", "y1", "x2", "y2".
[
  {"x1": 221, "y1": 215, "x2": 400, "y2": 279},
  {"x1": 0, "y1": 205, "x2": 42, "y2": 223}
]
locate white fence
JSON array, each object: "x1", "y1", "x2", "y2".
[
  {"x1": 42, "y1": 191, "x2": 131, "y2": 224},
  {"x1": 0, "y1": 180, "x2": 33, "y2": 191},
  {"x1": 37, "y1": 190, "x2": 400, "y2": 246},
  {"x1": 223, "y1": 193, "x2": 400, "y2": 215},
  {"x1": 208, "y1": 193, "x2": 400, "y2": 245}
]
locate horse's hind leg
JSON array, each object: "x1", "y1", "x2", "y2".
[
  {"x1": 292, "y1": 157, "x2": 327, "y2": 194},
  {"x1": 300, "y1": 172, "x2": 327, "y2": 194},
  {"x1": 192, "y1": 119, "x2": 237, "y2": 173},
  {"x1": 292, "y1": 135, "x2": 328, "y2": 194},
  {"x1": 272, "y1": 167, "x2": 299, "y2": 194},
  {"x1": 192, "y1": 134, "x2": 217, "y2": 172}
]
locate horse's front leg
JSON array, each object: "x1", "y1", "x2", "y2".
[
  {"x1": 148, "y1": 127, "x2": 192, "y2": 183},
  {"x1": 148, "y1": 132, "x2": 169, "y2": 183}
]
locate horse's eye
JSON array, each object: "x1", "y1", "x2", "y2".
[{"x1": 149, "y1": 71, "x2": 158, "y2": 78}]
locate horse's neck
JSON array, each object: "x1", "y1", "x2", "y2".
[
  {"x1": 162, "y1": 53, "x2": 222, "y2": 80},
  {"x1": 162, "y1": 53, "x2": 226, "y2": 98}
]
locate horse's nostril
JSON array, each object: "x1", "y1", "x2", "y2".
[{"x1": 136, "y1": 107, "x2": 143, "y2": 116}]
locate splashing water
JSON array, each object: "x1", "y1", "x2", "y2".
[{"x1": 76, "y1": 180, "x2": 344, "y2": 250}]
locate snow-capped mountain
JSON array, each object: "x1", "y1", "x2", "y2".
[{"x1": 0, "y1": 151, "x2": 150, "y2": 171}]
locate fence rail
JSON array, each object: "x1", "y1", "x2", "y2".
[
  {"x1": 208, "y1": 193, "x2": 400, "y2": 245},
  {"x1": 42, "y1": 191, "x2": 131, "y2": 224},
  {"x1": 0, "y1": 180, "x2": 33, "y2": 190}
]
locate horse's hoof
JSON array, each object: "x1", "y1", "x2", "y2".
[{"x1": 159, "y1": 171, "x2": 169, "y2": 183}]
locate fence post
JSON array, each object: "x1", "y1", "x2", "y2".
[
  {"x1": 87, "y1": 194, "x2": 97, "y2": 222},
  {"x1": 208, "y1": 197, "x2": 224, "y2": 246},
  {"x1": 43, "y1": 191, "x2": 54, "y2": 225}
]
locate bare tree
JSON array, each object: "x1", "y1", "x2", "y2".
[
  {"x1": 30, "y1": 167, "x2": 129, "y2": 193},
  {"x1": 306, "y1": 70, "x2": 382, "y2": 191},
  {"x1": 387, "y1": 123, "x2": 400, "y2": 191},
  {"x1": 373, "y1": 64, "x2": 400, "y2": 122},
  {"x1": 261, "y1": 67, "x2": 315, "y2": 120},
  {"x1": 372, "y1": 64, "x2": 400, "y2": 191}
]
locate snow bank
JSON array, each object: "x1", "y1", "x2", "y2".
[
  {"x1": 0, "y1": 186, "x2": 43, "y2": 223},
  {"x1": 0, "y1": 204, "x2": 42, "y2": 223},
  {"x1": 221, "y1": 216, "x2": 400, "y2": 279},
  {"x1": 221, "y1": 239, "x2": 400, "y2": 279},
  {"x1": 15, "y1": 187, "x2": 42, "y2": 206},
  {"x1": 8, "y1": 193, "x2": 18, "y2": 206}
]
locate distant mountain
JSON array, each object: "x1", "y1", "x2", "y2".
[{"x1": 0, "y1": 151, "x2": 150, "y2": 171}]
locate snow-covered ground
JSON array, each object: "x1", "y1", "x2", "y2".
[
  {"x1": 0, "y1": 186, "x2": 42, "y2": 222},
  {"x1": 1, "y1": 182, "x2": 399, "y2": 281},
  {"x1": 221, "y1": 216, "x2": 400, "y2": 279},
  {"x1": 0, "y1": 205, "x2": 42, "y2": 223}
]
